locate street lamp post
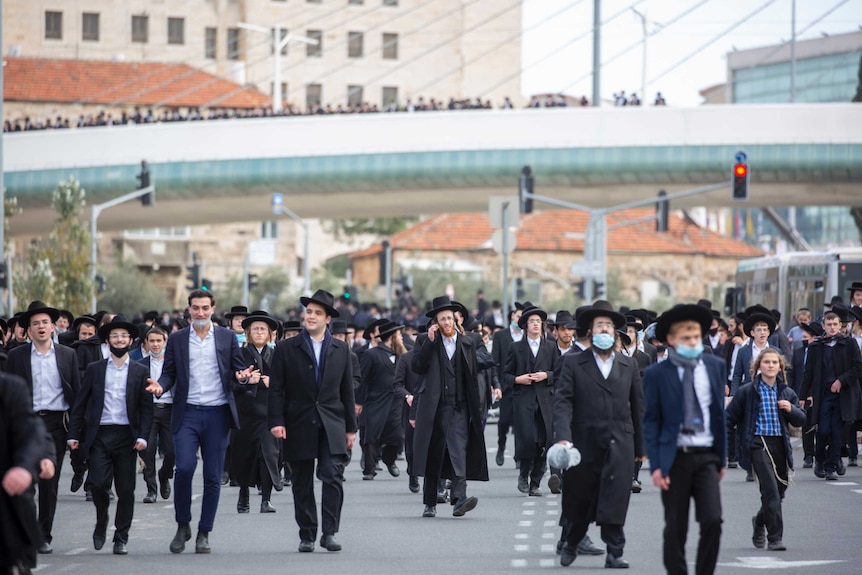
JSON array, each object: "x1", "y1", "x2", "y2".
[
  {"x1": 272, "y1": 193, "x2": 311, "y2": 296},
  {"x1": 237, "y1": 22, "x2": 319, "y2": 112}
]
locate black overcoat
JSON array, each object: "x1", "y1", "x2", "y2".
[
  {"x1": 232, "y1": 345, "x2": 280, "y2": 487},
  {"x1": 357, "y1": 343, "x2": 403, "y2": 448},
  {"x1": 503, "y1": 337, "x2": 556, "y2": 459},
  {"x1": 801, "y1": 335, "x2": 862, "y2": 424}
]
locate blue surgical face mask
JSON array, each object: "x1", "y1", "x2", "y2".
[
  {"x1": 192, "y1": 319, "x2": 210, "y2": 329},
  {"x1": 592, "y1": 332, "x2": 615, "y2": 350},
  {"x1": 150, "y1": 349, "x2": 165, "y2": 359},
  {"x1": 266, "y1": 341, "x2": 276, "y2": 349},
  {"x1": 511, "y1": 320, "x2": 522, "y2": 332},
  {"x1": 235, "y1": 333, "x2": 247, "y2": 344},
  {"x1": 676, "y1": 342, "x2": 704, "y2": 360},
  {"x1": 637, "y1": 330, "x2": 645, "y2": 343}
]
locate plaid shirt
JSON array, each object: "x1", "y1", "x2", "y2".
[{"x1": 755, "y1": 380, "x2": 782, "y2": 436}]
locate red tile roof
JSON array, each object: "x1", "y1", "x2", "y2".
[
  {"x1": 4, "y1": 57, "x2": 270, "y2": 108},
  {"x1": 349, "y1": 209, "x2": 762, "y2": 259}
]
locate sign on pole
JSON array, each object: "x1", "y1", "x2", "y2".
[
  {"x1": 489, "y1": 196, "x2": 520, "y2": 229},
  {"x1": 272, "y1": 192, "x2": 284, "y2": 215},
  {"x1": 491, "y1": 229, "x2": 517, "y2": 254}
]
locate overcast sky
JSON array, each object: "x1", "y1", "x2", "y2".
[{"x1": 521, "y1": 0, "x2": 862, "y2": 106}]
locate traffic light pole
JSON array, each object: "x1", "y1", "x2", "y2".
[
  {"x1": 272, "y1": 205, "x2": 310, "y2": 297},
  {"x1": 89, "y1": 184, "x2": 156, "y2": 313},
  {"x1": 242, "y1": 252, "x2": 250, "y2": 307}
]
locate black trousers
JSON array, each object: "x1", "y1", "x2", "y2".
[
  {"x1": 143, "y1": 403, "x2": 174, "y2": 494},
  {"x1": 660, "y1": 451, "x2": 722, "y2": 575},
  {"x1": 290, "y1": 429, "x2": 346, "y2": 542},
  {"x1": 497, "y1": 394, "x2": 513, "y2": 448},
  {"x1": 802, "y1": 408, "x2": 816, "y2": 459},
  {"x1": 422, "y1": 404, "x2": 469, "y2": 507},
  {"x1": 403, "y1": 404, "x2": 415, "y2": 477},
  {"x1": 750, "y1": 435, "x2": 787, "y2": 544},
  {"x1": 37, "y1": 411, "x2": 68, "y2": 543},
  {"x1": 843, "y1": 422, "x2": 859, "y2": 458},
  {"x1": 561, "y1": 462, "x2": 626, "y2": 558},
  {"x1": 89, "y1": 425, "x2": 137, "y2": 544},
  {"x1": 362, "y1": 443, "x2": 399, "y2": 475},
  {"x1": 816, "y1": 400, "x2": 843, "y2": 473}
]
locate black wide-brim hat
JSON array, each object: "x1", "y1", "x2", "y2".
[
  {"x1": 97, "y1": 315, "x2": 140, "y2": 341},
  {"x1": 74, "y1": 315, "x2": 97, "y2": 330},
  {"x1": 577, "y1": 300, "x2": 626, "y2": 331},
  {"x1": 550, "y1": 310, "x2": 574, "y2": 328},
  {"x1": 376, "y1": 321, "x2": 404, "y2": 340},
  {"x1": 655, "y1": 304, "x2": 714, "y2": 343},
  {"x1": 425, "y1": 295, "x2": 461, "y2": 318},
  {"x1": 450, "y1": 300, "x2": 470, "y2": 319},
  {"x1": 847, "y1": 282, "x2": 862, "y2": 294},
  {"x1": 617, "y1": 329, "x2": 631, "y2": 347},
  {"x1": 825, "y1": 295, "x2": 844, "y2": 307},
  {"x1": 300, "y1": 289, "x2": 340, "y2": 318},
  {"x1": 224, "y1": 305, "x2": 250, "y2": 319},
  {"x1": 0, "y1": 317, "x2": 7, "y2": 333},
  {"x1": 20, "y1": 300, "x2": 61, "y2": 326},
  {"x1": 799, "y1": 322, "x2": 824, "y2": 337},
  {"x1": 850, "y1": 306, "x2": 862, "y2": 324},
  {"x1": 283, "y1": 320, "x2": 302, "y2": 332},
  {"x1": 330, "y1": 319, "x2": 348, "y2": 335},
  {"x1": 363, "y1": 318, "x2": 388, "y2": 340},
  {"x1": 830, "y1": 303, "x2": 850, "y2": 323},
  {"x1": 58, "y1": 309, "x2": 75, "y2": 324},
  {"x1": 743, "y1": 311, "x2": 776, "y2": 336},
  {"x1": 242, "y1": 313, "x2": 279, "y2": 332},
  {"x1": 517, "y1": 306, "x2": 548, "y2": 329},
  {"x1": 625, "y1": 315, "x2": 643, "y2": 329}
]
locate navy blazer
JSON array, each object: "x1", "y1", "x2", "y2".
[
  {"x1": 5, "y1": 342, "x2": 81, "y2": 410},
  {"x1": 643, "y1": 354, "x2": 728, "y2": 478},
  {"x1": 158, "y1": 325, "x2": 248, "y2": 433},
  {"x1": 67, "y1": 358, "x2": 154, "y2": 459},
  {"x1": 731, "y1": 341, "x2": 781, "y2": 396}
]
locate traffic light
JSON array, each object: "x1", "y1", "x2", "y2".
[
  {"x1": 656, "y1": 189, "x2": 669, "y2": 232},
  {"x1": 732, "y1": 162, "x2": 749, "y2": 201},
  {"x1": 574, "y1": 280, "x2": 586, "y2": 299},
  {"x1": 342, "y1": 285, "x2": 357, "y2": 302},
  {"x1": 519, "y1": 165, "x2": 534, "y2": 214},
  {"x1": 247, "y1": 273, "x2": 259, "y2": 291},
  {"x1": 201, "y1": 278, "x2": 213, "y2": 291},
  {"x1": 515, "y1": 278, "x2": 525, "y2": 300},
  {"x1": 593, "y1": 280, "x2": 605, "y2": 298},
  {"x1": 137, "y1": 160, "x2": 154, "y2": 206},
  {"x1": 0, "y1": 263, "x2": 7, "y2": 289},
  {"x1": 185, "y1": 253, "x2": 200, "y2": 290}
]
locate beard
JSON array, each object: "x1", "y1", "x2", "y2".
[{"x1": 441, "y1": 325, "x2": 456, "y2": 338}]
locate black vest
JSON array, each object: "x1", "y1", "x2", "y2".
[{"x1": 442, "y1": 341, "x2": 466, "y2": 408}]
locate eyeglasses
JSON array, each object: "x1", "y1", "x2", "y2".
[
  {"x1": 249, "y1": 327, "x2": 270, "y2": 332},
  {"x1": 108, "y1": 333, "x2": 131, "y2": 340}
]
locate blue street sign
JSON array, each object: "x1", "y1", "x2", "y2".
[
  {"x1": 735, "y1": 151, "x2": 747, "y2": 164},
  {"x1": 272, "y1": 192, "x2": 284, "y2": 215}
]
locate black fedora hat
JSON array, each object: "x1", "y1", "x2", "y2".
[
  {"x1": 363, "y1": 318, "x2": 388, "y2": 340},
  {"x1": 462, "y1": 315, "x2": 480, "y2": 332},
  {"x1": 517, "y1": 305, "x2": 548, "y2": 329},
  {"x1": 330, "y1": 319, "x2": 348, "y2": 335},
  {"x1": 425, "y1": 296, "x2": 461, "y2": 318},
  {"x1": 376, "y1": 321, "x2": 404, "y2": 341},
  {"x1": 283, "y1": 320, "x2": 302, "y2": 332},
  {"x1": 825, "y1": 295, "x2": 844, "y2": 308},
  {"x1": 97, "y1": 315, "x2": 140, "y2": 341},
  {"x1": 850, "y1": 306, "x2": 862, "y2": 324},
  {"x1": 20, "y1": 300, "x2": 61, "y2": 326},
  {"x1": 550, "y1": 310, "x2": 574, "y2": 328},
  {"x1": 655, "y1": 304, "x2": 714, "y2": 343},
  {"x1": 625, "y1": 315, "x2": 643, "y2": 329},
  {"x1": 617, "y1": 329, "x2": 631, "y2": 347},
  {"x1": 0, "y1": 317, "x2": 7, "y2": 334},
  {"x1": 577, "y1": 300, "x2": 626, "y2": 331},
  {"x1": 58, "y1": 309, "x2": 75, "y2": 324},
  {"x1": 143, "y1": 310, "x2": 160, "y2": 322},
  {"x1": 830, "y1": 303, "x2": 850, "y2": 323},
  {"x1": 73, "y1": 315, "x2": 98, "y2": 331},
  {"x1": 799, "y1": 322, "x2": 824, "y2": 338},
  {"x1": 847, "y1": 282, "x2": 862, "y2": 294},
  {"x1": 242, "y1": 312, "x2": 279, "y2": 332},
  {"x1": 7, "y1": 312, "x2": 23, "y2": 330},
  {"x1": 300, "y1": 289, "x2": 340, "y2": 318},
  {"x1": 224, "y1": 305, "x2": 250, "y2": 319},
  {"x1": 743, "y1": 304, "x2": 776, "y2": 336},
  {"x1": 450, "y1": 300, "x2": 470, "y2": 319},
  {"x1": 697, "y1": 299, "x2": 713, "y2": 310}
]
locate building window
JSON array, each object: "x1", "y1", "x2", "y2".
[
  {"x1": 306, "y1": 84, "x2": 322, "y2": 110},
  {"x1": 227, "y1": 28, "x2": 240, "y2": 60},
  {"x1": 348, "y1": 32, "x2": 363, "y2": 58},
  {"x1": 122, "y1": 227, "x2": 191, "y2": 239},
  {"x1": 261, "y1": 221, "x2": 280, "y2": 239},
  {"x1": 82, "y1": 13, "x2": 99, "y2": 41},
  {"x1": 271, "y1": 28, "x2": 289, "y2": 56},
  {"x1": 382, "y1": 86, "x2": 398, "y2": 107},
  {"x1": 270, "y1": 82, "x2": 287, "y2": 97},
  {"x1": 45, "y1": 11, "x2": 63, "y2": 40},
  {"x1": 205, "y1": 27, "x2": 217, "y2": 59},
  {"x1": 349, "y1": 0, "x2": 364, "y2": 4},
  {"x1": 382, "y1": 32, "x2": 398, "y2": 60},
  {"x1": 383, "y1": 0, "x2": 398, "y2": 5},
  {"x1": 348, "y1": 85, "x2": 363, "y2": 107},
  {"x1": 307, "y1": 30, "x2": 322, "y2": 57},
  {"x1": 132, "y1": 15, "x2": 148, "y2": 43},
  {"x1": 168, "y1": 17, "x2": 185, "y2": 45},
  {"x1": 307, "y1": 0, "x2": 322, "y2": 3}
]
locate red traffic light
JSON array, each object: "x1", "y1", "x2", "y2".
[{"x1": 734, "y1": 163, "x2": 748, "y2": 178}]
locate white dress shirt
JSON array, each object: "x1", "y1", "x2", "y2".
[
  {"x1": 149, "y1": 355, "x2": 172, "y2": 404},
  {"x1": 527, "y1": 336, "x2": 541, "y2": 357},
  {"x1": 187, "y1": 323, "x2": 226, "y2": 407},
  {"x1": 443, "y1": 333, "x2": 457, "y2": 360},
  {"x1": 676, "y1": 360, "x2": 714, "y2": 448},
  {"x1": 593, "y1": 351, "x2": 615, "y2": 379},
  {"x1": 510, "y1": 326, "x2": 523, "y2": 343},
  {"x1": 101, "y1": 356, "x2": 131, "y2": 425},
  {"x1": 100, "y1": 341, "x2": 110, "y2": 359},
  {"x1": 558, "y1": 344, "x2": 572, "y2": 356},
  {"x1": 310, "y1": 335, "x2": 324, "y2": 365},
  {"x1": 31, "y1": 343, "x2": 67, "y2": 412}
]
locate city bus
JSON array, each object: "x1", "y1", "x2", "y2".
[{"x1": 729, "y1": 248, "x2": 862, "y2": 329}]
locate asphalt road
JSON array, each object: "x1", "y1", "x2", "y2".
[{"x1": 33, "y1": 427, "x2": 862, "y2": 575}]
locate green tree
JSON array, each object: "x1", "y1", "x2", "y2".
[
  {"x1": 4, "y1": 196, "x2": 22, "y2": 253},
  {"x1": 14, "y1": 177, "x2": 93, "y2": 312},
  {"x1": 322, "y1": 217, "x2": 417, "y2": 240},
  {"x1": 97, "y1": 261, "x2": 172, "y2": 317}
]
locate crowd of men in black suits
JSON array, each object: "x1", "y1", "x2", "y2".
[{"x1": 2, "y1": 283, "x2": 862, "y2": 574}]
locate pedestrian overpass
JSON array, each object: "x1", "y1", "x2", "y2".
[{"x1": 5, "y1": 103, "x2": 861, "y2": 235}]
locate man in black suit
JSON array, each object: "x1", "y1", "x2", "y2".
[
  {"x1": 792, "y1": 322, "x2": 823, "y2": 468},
  {"x1": 67, "y1": 316, "x2": 154, "y2": 555},
  {"x1": 412, "y1": 296, "x2": 489, "y2": 519},
  {"x1": 139, "y1": 326, "x2": 174, "y2": 503},
  {"x1": 5, "y1": 301, "x2": 81, "y2": 554},
  {"x1": 268, "y1": 290, "x2": 357, "y2": 553},
  {"x1": 553, "y1": 300, "x2": 644, "y2": 569},
  {"x1": 491, "y1": 303, "x2": 524, "y2": 466}
]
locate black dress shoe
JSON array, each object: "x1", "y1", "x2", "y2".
[
  {"x1": 825, "y1": 470, "x2": 838, "y2": 481},
  {"x1": 237, "y1": 491, "x2": 250, "y2": 513},
  {"x1": 605, "y1": 554, "x2": 630, "y2": 568},
  {"x1": 495, "y1": 448, "x2": 505, "y2": 466},
  {"x1": 814, "y1": 461, "x2": 826, "y2": 478},
  {"x1": 260, "y1": 500, "x2": 277, "y2": 513},
  {"x1": 85, "y1": 489, "x2": 93, "y2": 502},
  {"x1": 517, "y1": 475, "x2": 529, "y2": 494},
  {"x1": 436, "y1": 489, "x2": 449, "y2": 504},
  {"x1": 556, "y1": 539, "x2": 564, "y2": 555},
  {"x1": 143, "y1": 492, "x2": 157, "y2": 504},
  {"x1": 160, "y1": 478, "x2": 172, "y2": 500},
  {"x1": 113, "y1": 542, "x2": 128, "y2": 555},
  {"x1": 751, "y1": 516, "x2": 766, "y2": 549},
  {"x1": 298, "y1": 540, "x2": 314, "y2": 552},
  {"x1": 578, "y1": 535, "x2": 605, "y2": 555},
  {"x1": 631, "y1": 479, "x2": 642, "y2": 494},
  {"x1": 849, "y1": 457, "x2": 858, "y2": 467},
  {"x1": 386, "y1": 463, "x2": 400, "y2": 477},
  {"x1": 195, "y1": 531, "x2": 211, "y2": 554},
  {"x1": 803, "y1": 456, "x2": 813, "y2": 468},
  {"x1": 745, "y1": 471, "x2": 754, "y2": 482},
  {"x1": 727, "y1": 460, "x2": 738, "y2": 469},
  {"x1": 548, "y1": 474, "x2": 562, "y2": 494},
  {"x1": 170, "y1": 523, "x2": 192, "y2": 554},
  {"x1": 320, "y1": 534, "x2": 342, "y2": 551},
  {"x1": 838, "y1": 461, "x2": 847, "y2": 476},
  {"x1": 93, "y1": 529, "x2": 106, "y2": 551},
  {"x1": 362, "y1": 472, "x2": 376, "y2": 480},
  {"x1": 422, "y1": 505, "x2": 436, "y2": 518},
  {"x1": 528, "y1": 484, "x2": 543, "y2": 497},
  {"x1": 71, "y1": 471, "x2": 85, "y2": 493},
  {"x1": 37, "y1": 542, "x2": 52, "y2": 554},
  {"x1": 274, "y1": 477, "x2": 284, "y2": 492},
  {"x1": 560, "y1": 543, "x2": 577, "y2": 567},
  {"x1": 408, "y1": 476, "x2": 420, "y2": 493},
  {"x1": 221, "y1": 472, "x2": 229, "y2": 486},
  {"x1": 452, "y1": 496, "x2": 478, "y2": 517},
  {"x1": 767, "y1": 540, "x2": 787, "y2": 551}
]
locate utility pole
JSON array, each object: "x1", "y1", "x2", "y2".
[
  {"x1": 790, "y1": 0, "x2": 797, "y2": 103},
  {"x1": 592, "y1": 0, "x2": 601, "y2": 107}
]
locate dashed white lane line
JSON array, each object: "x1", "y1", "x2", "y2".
[
  {"x1": 826, "y1": 482, "x2": 857, "y2": 486},
  {"x1": 540, "y1": 544, "x2": 556, "y2": 553},
  {"x1": 515, "y1": 533, "x2": 529, "y2": 540},
  {"x1": 519, "y1": 520, "x2": 533, "y2": 527},
  {"x1": 65, "y1": 548, "x2": 87, "y2": 555},
  {"x1": 514, "y1": 545, "x2": 530, "y2": 552},
  {"x1": 522, "y1": 510, "x2": 535, "y2": 515},
  {"x1": 539, "y1": 558, "x2": 556, "y2": 568},
  {"x1": 545, "y1": 510, "x2": 557, "y2": 515},
  {"x1": 543, "y1": 520, "x2": 556, "y2": 527},
  {"x1": 523, "y1": 501, "x2": 536, "y2": 506},
  {"x1": 542, "y1": 532, "x2": 556, "y2": 539},
  {"x1": 511, "y1": 559, "x2": 528, "y2": 568},
  {"x1": 851, "y1": 489, "x2": 862, "y2": 494}
]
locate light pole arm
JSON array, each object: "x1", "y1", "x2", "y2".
[{"x1": 273, "y1": 206, "x2": 311, "y2": 296}]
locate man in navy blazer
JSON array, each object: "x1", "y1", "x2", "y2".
[
  {"x1": 644, "y1": 304, "x2": 727, "y2": 575},
  {"x1": 146, "y1": 289, "x2": 254, "y2": 555}
]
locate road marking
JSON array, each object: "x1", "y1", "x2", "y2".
[
  {"x1": 717, "y1": 557, "x2": 845, "y2": 569},
  {"x1": 539, "y1": 558, "x2": 556, "y2": 567},
  {"x1": 514, "y1": 544, "x2": 529, "y2": 552},
  {"x1": 825, "y1": 482, "x2": 857, "y2": 486},
  {"x1": 519, "y1": 520, "x2": 533, "y2": 527},
  {"x1": 544, "y1": 520, "x2": 557, "y2": 527},
  {"x1": 162, "y1": 504, "x2": 173, "y2": 509},
  {"x1": 545, "y1": 500, "x2": 558, "y2": 506},
  {"x1": 510, "y1": 559, "x2": 528, "y2": 568},
  {"x1": 65, "y1": 548, "x2": 87, "y2": 555},
  {"x1": 546, "y1": 510, "x2": 557, "y2": 515},
  {"x1": 851, "y1": 489, "x2": 862, "y2": 494},
  {"x1": 522, "y1": 510, "x2": 535, "y2": 515},
  {"x1": 515, "y1": 533, "x2": 529, "y2": 539},
  {"x1": 523, "y1": 501, "x2": 536, "y2": 506},
  {"x1": 542, "y1": 532, "x2": 556, "y2": 539},
  {"x1": 541, "y1": 544, "x2": 556, "y2": 553}
]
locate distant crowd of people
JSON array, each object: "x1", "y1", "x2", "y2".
[{"x1": 613, "y1": 91, "x2": 667, "y2": 106}]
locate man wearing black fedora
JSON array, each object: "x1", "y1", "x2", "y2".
[
  {"x1": 730, "y1": 305, "x2": 783, "y2": 397},
  {"x1": 644, "y1": 304, "x2": 727, "y2": 575},
  {"x1": 412, "y1": 296, "x2": 489, "y2": 518},
  {"x1": 5, "y1": 301, "x2": 81, "y2": 554},
  {"x1": 791, "y1": 322, "x2": 824, "y2": 468},
  {"x1": 491, "y1": 303, "x2": 525, "y2": 467},
  {"x1": 268, "y1": 289, "x2": 357, "y2": 553},
  {"x1": 224, "y1": 305, "x2": 250, "y2": 341},
  {"x1": 67, "y1": 316, "x2": 154, "y2": 555},
  {"x1": 848, "y1": 282, "x2": 862, "y2": 308},
  {"x1": 553, "y1": 300, "x2": 644, "y2": 568}
]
